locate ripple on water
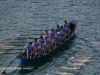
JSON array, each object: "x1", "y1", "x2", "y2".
[{"x1": 0, "y1": 0, "x2": 100, "y2": 75}]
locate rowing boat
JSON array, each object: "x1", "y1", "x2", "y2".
[{"x1": 17, "y1": 20, "x2": 77, "y2": 67}]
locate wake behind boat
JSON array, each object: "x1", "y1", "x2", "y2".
[{"x1": 17, "y1": 20, "x2": 77, "y2": 67}]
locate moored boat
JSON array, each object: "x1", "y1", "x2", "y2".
[{"x1": 17, "y1": 20, "x2": 77, "y2": 67}]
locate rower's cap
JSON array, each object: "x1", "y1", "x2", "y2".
[{"x1": 29, "y1": 42, "x2": 32, "y2": 45}]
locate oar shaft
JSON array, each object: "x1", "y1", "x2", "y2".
[
  {"x1": 0, "y1": 52, "x2": 19, "y2": 54},
  {"x1": 20, "y1": 34, "x2": 44, "y2": 36},
  {"x1": 25, "y1": 29, "x2": 50, "y2": 31},
  {"x1": 1, "y1": 51, "x2": 22, "y2": 74}
]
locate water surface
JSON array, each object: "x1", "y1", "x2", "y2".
[{"x1": 0, "y1": 0, "x2": 100, "y2": 75}]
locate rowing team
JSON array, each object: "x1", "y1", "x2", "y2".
[{"x1": 24, "y1": 20, "x2": 70, "y2": 58}]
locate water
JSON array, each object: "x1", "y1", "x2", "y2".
[{"x1": 0, "y1": 0, "x2": 100, "y2": 75}]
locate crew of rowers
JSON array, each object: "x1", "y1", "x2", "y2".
[{"x1": 24, "y1": 20, "x2": 71, "y2": 58}]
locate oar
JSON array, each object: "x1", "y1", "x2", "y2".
[
  {"x1": 14, "y1": 37, "x2": 39, "y2": 40},
  {"x1": 20, "y1": 33, "x2": 44, "y2": 36},
  {"x1": 25, "y1": 29, "x2": 50, "y2": 31},
  {"x1": 0, "y1": 52, "x2": 19, "y2": 54},
  {"x1": 1, "y1": 50, "x2": 23, "y2": 74}
]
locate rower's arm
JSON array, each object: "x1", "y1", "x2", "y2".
[
  {"x1": 24, "y1": 45, "x2": 28, "y2": 49},
  {"x1": 38, "y1": 39, "x2": 40, "y2": 43}
]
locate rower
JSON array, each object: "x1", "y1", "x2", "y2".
[
  {"x1": 55, "y1": 24, "x2": 60, "y2": 32},
  {"x1": 50, "y1": 28, "x2": 55, "y2": 38},
  {"x1": 43, "y1": 40, "x2": 49, "y2": 53},
  {"x1": 39, "y1": 36, "x2": 45, "y2": 44},
  {"x1": 34, "y1": 43, "x2": 43, "y2": 57},
  {"x1": 27, "y1": 42, "x2": 34, "y2": 58},
  {"x1": 63, "y1": 20, "x2": 70, "y2": 36},
  {"x1": 53, "y1": 32, "x2": 60, "y2": 46},
  {"x1": 60, "y1": 29, "x2": 66, "y2": 42},
  {"x1": 64, "y1": 20, "x2": 69, "y2": 28},
  {"x1": 33, "y1": 38, "x2": 39, "y2": 48},
  {"x1": 47, "y1": 36, "x2": 54, "y2": 50},
  {"x1": 64, "y1": 26, "x2": 70, "y2": 37},
  {"x1": 37, "y1": 43, "x2": 43, "y2": 57},
  {"x1": 43, "y1": 30, "x2": 49, "y2": 40}
]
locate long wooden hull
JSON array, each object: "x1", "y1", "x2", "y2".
[{"x1": 18, "y1": 20, "x2": 77, "y2": 67}]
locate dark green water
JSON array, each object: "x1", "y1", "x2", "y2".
[{"x1": 0, "y1": 0, "x2": 100, "y2": 75}]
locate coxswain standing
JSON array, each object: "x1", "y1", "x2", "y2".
[
  {"x1": 64, "y1": 20, "x2": 70, "y2": 36},
  {"x1": 26, "y1": 42, "x2": 34, "y2": 58}
]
